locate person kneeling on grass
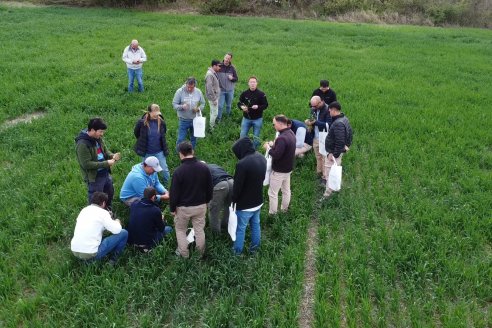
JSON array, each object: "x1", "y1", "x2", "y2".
[
  {"x1": 119, "y1": 156, "x2": 170, "y2": 207},
  {"x1": 127, "y1": 187, "x2": 173, "y2": 253},
  {"x1": 71, "y1": 192, "x2": 128, "y2": 265}
]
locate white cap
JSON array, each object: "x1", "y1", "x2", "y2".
[{"x1": 144, "y1": 156, "x2": 162, "y2": 172}]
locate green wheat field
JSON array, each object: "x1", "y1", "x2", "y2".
[{"x1": 0, "y1": 4, "x2": 491, "y2": 327}]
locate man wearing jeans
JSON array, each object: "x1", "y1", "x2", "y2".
[
  {"x1": 237, "y1": 76, "x2": 268, "y2": 149},
  {"x1": 231, "y1": 137, "x2": 267, "y2": 255},
  {"x1": 217, "y1": 53, "x2": 238, "y2": 121},
  {"x1": 170, "y1": 142, "x2": 213, "y2": 259},
  {"x1": 172, "y1": 77, "x2": 206, "y2": 151},
  {"x1": 75, "y1": 117, "x2": 121, "y2": 209},
  {"x1": 263, "y1": 115, "x2": 296, "y2": 215},
  {"x1": 122, "y1": 39, "x2": 147, "y2": 93},
  {"x1": 71, "y1": 192, "x2": 128, "y2": 265}
]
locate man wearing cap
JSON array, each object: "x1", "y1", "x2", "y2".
[
  {"x1": 119, "y1": 156, "x2": 169, "y2": 207},
  {"x1": 122, "y1": 39, "x2": 147, "y2": 93},
  {"x1": 206, "y1": 163, "x2": 234, "y2": 234},
  {"x1": 170, "y1": 141, "x2": 213, "y2": 259},
  {"x1": 311, "y1": 80, "x2": 337, "y2": 106},
  {"x1": 205, "y1": 60, "x2": 221, "y2": 129},
  {"x1": 217, "y1": 52, "x2": 238, "y2": 121},
  {"x1": 172, "y1": 77, "x2": 206, "y2": 151},
  {"x1": 127, "y1": 187, "x2": 173, "y2": 252},
  {"x1": 75, "y1": 117, "x2": 121, "y2": 209}
]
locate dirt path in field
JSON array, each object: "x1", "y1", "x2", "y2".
[
  {"x1": 1, "y1": 112, "x2": 46, "y2": 130},
  {"x1": 299, "y1": 218, "x2": 318, "y2": 328}
]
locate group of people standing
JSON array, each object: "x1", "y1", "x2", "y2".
[{"x1": 70, "y1": 40, "x2": 352, "y2": 265}]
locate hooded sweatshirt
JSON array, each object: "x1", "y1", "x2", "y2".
[
  {"x1": 231, "y1": 137, "x2": 267, "y2": 210},
  {"x1": 75, "y1": 129, "x2": 113, "y2": 183},
  {"x1": 172, "y1": 84, "x2": 206, "y2": 120}
]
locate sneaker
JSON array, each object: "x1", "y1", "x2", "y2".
[
  {"x1": 323, "y1": 190, "x2": 332, "y2": 198},
  {"x1": 319, "y1": 178, "x2": 327, "y2": 186}
]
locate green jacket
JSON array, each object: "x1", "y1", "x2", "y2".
[{"x1": 75, "y1": 130, "x2": 114, "y2": 183}]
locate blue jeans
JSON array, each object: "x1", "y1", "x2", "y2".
[
  {"x1": 176, "y1": 118, "x2": 196, "y2": 152},
  {"x1": 127, "y1": 68, "x2": 143, "y2": 92},
  {"x1": 234, "y1": 209, "x2": 261, "y2": 255},
  {"x1": 240, "y1": 117, "x2": 263, "y2": 149},
  {"x1": 154, "y1": 226, "x2": 174, "y2": 245},
  {"x1": 218, "y1": 90, "x2": 234, "y2": 120},
  {"x1": 88, "y1": 171, "x2": 114, "y2": 208},
  {"x1": 142, "y1": 151, "x2": 170, "y2": 186},
  {"x1": 93, "y1": 229, "x2": 128, "y2": 261}
]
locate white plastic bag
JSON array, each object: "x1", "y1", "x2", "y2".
[
  {"x1": 193, "y1": 111, "x2": 206, "y2": 138},
  {"x1": 327, "y1": 158, "x2": 342, "y2": 191},
  {"x1": 186, "y1": 228, "x2": 195, "y2": 244},
  {"x1": 319, "y1": 123, "x2": 329, "y2": 156},
  {"x1": 228, "y1": 203, "x2": 237, "y2": 241},
  {"x1": 263, "y1": 149, "x2": 272, "y2": 186}
]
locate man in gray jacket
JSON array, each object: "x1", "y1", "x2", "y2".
[
  {"x1": 172, "y1": 77, "x2": 206, "y2": 151},
  {"x1": 205, "y1": 60, "x2": 221, "y2": 129},
  {"x1": 217, "y1": 53, "x2": 238, "y2": 121}
]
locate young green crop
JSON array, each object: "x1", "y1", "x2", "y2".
[{"x1": 0, "y1": 5, "x2": 490, "y2": 327}]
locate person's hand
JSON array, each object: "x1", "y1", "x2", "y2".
[
  {"x1": 344, "y1": 145, "x2": 350, "y2": 152},
  {"x1": 182, "y1": 103, "x2": 189, "y2": 110},
  {"x1": 328, "y1": 153, "x2": 334, "y2": 161},
  {"x1": 252, "y1": 105, "x2": 258, "y2": 110},
  {"x1": 241, "y1": 105, "x2": 248, "y2": 111},
  {"x1": 228, "y1": 74, "x2": 233, "y2": 80},
  {"x1": 113, "y1": 153, "x2": 121, "y2": 161},
  {"x1": 213, "y1": 100, "x2": 218, "y2": 106},
  {"x1": 161, "y1": 193, "x2": 170, "y2": 201},
  {"x1": 133, "y1": 60, "x2": 140, "y2": 64},
  {"x1": 193, "y1": 107, "x2": 200, "y2": 113},
  {"x1": 108, "y1": 159, "x2": 116, "y2": 166}
]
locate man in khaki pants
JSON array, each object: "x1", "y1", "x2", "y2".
[
  {"x1": 305, "y1": 96, "x2": 331, "y2": 185},
  {"x1": 170, "y1": 141, "x2": 213, "y2": 258}
]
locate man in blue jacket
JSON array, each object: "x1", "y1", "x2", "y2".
[
  {"x1": 120, "y1": 156, "x2": 169, "y2": 206},
  {"x1": 127, "y1": 187, "x2": 173, "y2": 252}
]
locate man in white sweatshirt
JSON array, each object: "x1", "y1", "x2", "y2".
[
  {"x1": 122, "y1": 39, "x2": 147, "y2": 93},
  {"x1": 71, "y1": 192, "x2": 128, "y2": 265}
]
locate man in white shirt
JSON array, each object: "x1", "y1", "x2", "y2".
[
  {"x1": 122, "y1": 39, "x2": 147, "y2": 93},
  {"x1": 71, "y1": 192, "x2": 128, "y2": 265}
]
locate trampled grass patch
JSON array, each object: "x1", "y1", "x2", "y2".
[{"x1": 0, "y1": 5, "x2": 491, "y2": 327}]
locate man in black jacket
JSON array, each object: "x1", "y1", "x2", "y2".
[
  {"x1": 170, "y1": 141, "x2": 213, "y2": 258},
  {"x1": 263, "y1": 115, "x2": 296, "y2": 215},
  {"x1": 231, "y1": 137, "x2": 267, "y2": 255},
  {"x1": 324, "y1": 101, "x2": 353, "y2": 197},
  {"x1": 237, "y1": 76, "x2": 268, "y2": 149},
  {"x1": 312, "y1": 79, "x2": 337, "y2": 106},
  {"x1": 127, "y1": 187, "x2": 173, "y2": 252}
]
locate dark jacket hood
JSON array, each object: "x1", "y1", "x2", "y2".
[
  {"x1": 232, "y1": 137, "x2": 255, "y2": 160},
  {"x1": 75, "y1": 129, "x2": 97, "y2": 145}
]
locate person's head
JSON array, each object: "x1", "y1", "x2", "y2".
[
  {"x1": 310, "y1": 96, "x2": 324, "y2": 110},
  {"x1": 273, "y1": 115, "x2": 289, "y2": 131},
  {"x1": 147, "y1": 103, "x2": 161, "y2": 120},
  {"x1": 91, "y1": 191, "x2": 108, "y2": 208},
  {"x1": 286, "y1": 119, "x2": 292, "y2": 128},
  {"x1": 143, "y1": 156, "x2": 163, "y2": 175},
  {"x1": 177, "y1": 141, "x2": 194, "y2": 159},
  {"x1": 131, "y1": 39, "x2": 139, "y2": 50},
  {"x1": 223, "y1": 53, "x2": 233, "y2": 65},
  {"x1": 211, "y1": 59, "x2": 221, "y2": 72},
  {"x1": 328, "y1": 101, "x2": 342, "y2": 117},
  {"x1": 248, "y1": 76, "x2": 258, "y2": 91},
  {"x1": 143, "y1": 186, "x2": 157, "y2": 201},
  {"x1": 186, "y1": 77, "x2": 196, "y2": 93},
  {"x1": 87, "y1": 118, "x2": 107, "y2": 139},
  {"x1": 319, "y1": 80, "x2": 330, "y2": 92}
]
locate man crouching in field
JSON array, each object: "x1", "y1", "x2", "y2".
[{"x1": 71, "y1": 192, "x2": 128, "y2": 265}]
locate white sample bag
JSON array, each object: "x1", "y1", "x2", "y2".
[
  {"x1": 327, "y1": 158, "x2": 342, "y2": 191},
  {"x1": 263, "y1": 150, "x2": 272, "y2": 186},
  {"x1": 319, "y1": 123, "x2": 329, "y2": 156},
  {"x1": 228, "y1": 203, "x2": 237, "y2": 241},
  {"x1": 193, "y1": 111, "x2": 206, "y2": 138},
  {"x1": 186, "y1": 228, "x2": 195, "y2": 244}
]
